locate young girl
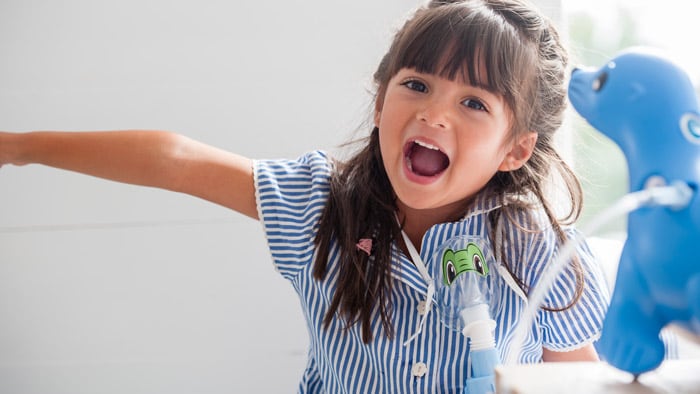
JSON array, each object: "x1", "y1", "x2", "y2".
[{"x1": 0, "y1": 0, "x2": 609, "y2": 392}]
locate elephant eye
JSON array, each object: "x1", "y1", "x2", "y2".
[
  {"x1": 473, "y1": 254, "x2": 484, "y2": 275},
  {"x1": 592, "y1": 71, "x2": 608, "y2": 92},
  {"x1": 445, "y1": 261, "x2": 457, "y2": 285}
]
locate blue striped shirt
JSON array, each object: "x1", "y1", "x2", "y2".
[{"x1": 254, "y1": 151, "x2": 610, "y2": 393}]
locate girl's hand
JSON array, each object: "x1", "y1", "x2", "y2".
[{"x1": 542, "y1": 344, "x2": 600, "y2": 362}]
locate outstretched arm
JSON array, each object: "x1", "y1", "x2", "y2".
[{"x1": 0, "y1": 130, "x2": 258, "y2": 219}]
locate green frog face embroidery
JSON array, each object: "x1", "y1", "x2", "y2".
[{"x1": 442, "y1": 243, "x2": 489, "y2": 285}]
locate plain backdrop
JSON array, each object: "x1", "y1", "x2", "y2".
[{"x1": 0, "y1": 1, "x2": 559, "y2": 392}]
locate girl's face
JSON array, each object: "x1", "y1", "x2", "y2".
[{"x1": 375, "y1": 67, "x2": 536, "y2": 222}]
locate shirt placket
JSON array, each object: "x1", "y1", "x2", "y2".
[{"x1": 390, "y1": 244, "x2": 439, "y2": 392}]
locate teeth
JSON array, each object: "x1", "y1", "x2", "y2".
[{"x1": 414, "y1": 140, "x2": 440, "y2": 151}]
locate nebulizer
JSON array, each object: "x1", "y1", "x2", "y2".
[{"x1": 431, "y1": 235, "x2": 501, "y2": 394}]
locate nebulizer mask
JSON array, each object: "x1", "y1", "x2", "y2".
[{"x1": 432, "y1": 235, "x2": 501, "y2": 394}]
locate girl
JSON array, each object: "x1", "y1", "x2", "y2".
[{"x1": 0, "y1": 0, "x2": 610, "y2": 392}]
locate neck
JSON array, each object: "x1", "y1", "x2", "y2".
[{"x1": 397, "y1": 200, "x2": 470, "y2": 252}]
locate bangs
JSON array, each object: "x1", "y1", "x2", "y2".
[{"x1": 389, "y1": 5, "x2": 535, "y2": 102}]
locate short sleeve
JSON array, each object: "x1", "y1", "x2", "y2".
[
  {"x1": 537, "y1": 228, "x2": 611, "y2": 351},
  {"x1": 254, "y1": 150, "x2": 332, "y2": 280}
]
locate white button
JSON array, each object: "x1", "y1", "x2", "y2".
[
  {"x1": 412, "y1": 362, "x2": 428, "y2": 378},
  {"x1": 416, "y1": 300, "x2": 428, "y2": 315}
]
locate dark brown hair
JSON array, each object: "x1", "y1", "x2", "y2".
[{"x1": 314, "y1": 0, "x2": 584, "y2": 343}]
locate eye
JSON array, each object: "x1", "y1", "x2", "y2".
[
  {"x1": 462, "y1": 98, "x2": 487, "y2": 111},
  {"x1": 401, "y1": 79, "x2": 428, "y2": 93},
  {"x1": 592, "y1": 71, "x2": 608, "y2": 92},
  {"x1": 473, "y1": 254, "x2": 484, "y2": 275},
  {"x1": 445, "y1": 260, "x2": 457, "y2": 285}
]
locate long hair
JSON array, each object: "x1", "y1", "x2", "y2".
[{"x1": 314, "y1": 0, "x2": 584, "y2": 343}]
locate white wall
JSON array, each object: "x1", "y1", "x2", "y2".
[
  {"x1": 0, "y1": 1, "x2": 410, "y2": 392},
  {"x1": 0, "y1": 1, "x2": 557, "y2": 393}
]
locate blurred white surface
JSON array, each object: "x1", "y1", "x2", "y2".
[{"x1": 496, "y1": 359, "x2": 700, "y2": 394}]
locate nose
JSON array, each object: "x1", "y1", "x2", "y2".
[{"x1": 417, "y1": 98, "x2": 450, "y2": 129}]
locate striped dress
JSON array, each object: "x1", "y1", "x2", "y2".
[{"x1": 254, "y1": 150, "x2": 609, "y2": 393}]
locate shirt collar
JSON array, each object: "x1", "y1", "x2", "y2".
[{"x1": 461, "y1": 191, "x2": 504, "y2": 221}]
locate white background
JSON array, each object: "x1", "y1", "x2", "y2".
[{"x1": 0, "y1": 1, "x2": 559, "y2": 393}]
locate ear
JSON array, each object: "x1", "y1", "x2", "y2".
[{"x1": 498, "y1": 132, "x2": 538, "y2": 172}]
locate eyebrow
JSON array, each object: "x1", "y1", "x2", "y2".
[
  {"x1": 420, "y1": 68, "x2": 500, "y2": 96},
  {"x1": 468, "y1": 81, "x2": 499, "y2": 95}
]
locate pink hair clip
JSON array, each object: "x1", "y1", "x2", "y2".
[{"x1": 356, "y1": 238, "x2": 373, "y2": 256}]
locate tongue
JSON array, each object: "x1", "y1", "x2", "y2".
[{"x1": 409, "y1": 144, "x2": 449, "y2": 176}]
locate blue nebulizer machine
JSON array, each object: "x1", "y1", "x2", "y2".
[
  {"x1": 508, "y1": 47, "x2": 700, "y2": 377},
  {"x1": 567, "y1": 47, "x2": 700, "y2": 375}
]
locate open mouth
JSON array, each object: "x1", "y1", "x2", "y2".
[{"x1": 405, "y1": 140, "x2": 450, "y2": 177}]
